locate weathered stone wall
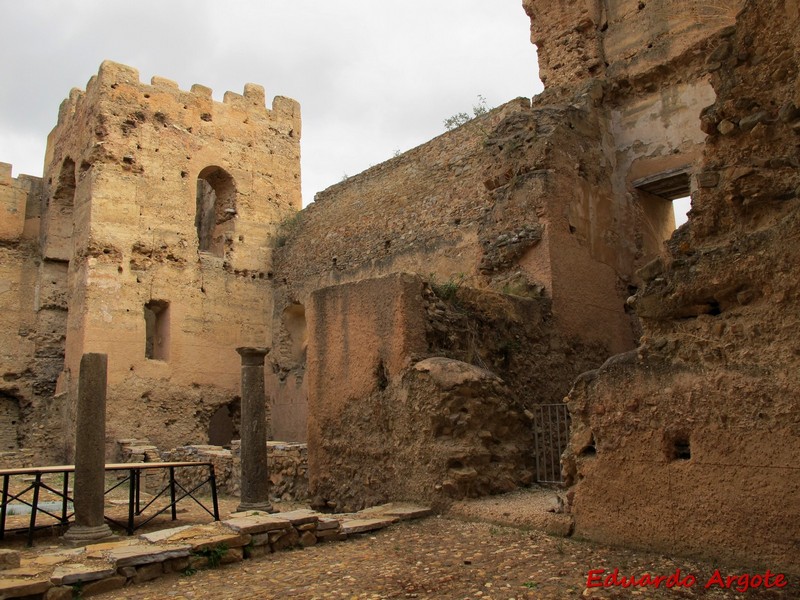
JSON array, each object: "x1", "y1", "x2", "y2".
[
  {"x1": 523, "y1": 0, "x2": 743, "y2": 261},
  {"x1": 483, "y1": 96, "x2": 641, "y2": 354},
  {"x1": 562, "y1": 0, "x2": 800, "y2": 573},
  {"x1": 269, "y1": 90, "x2": 670, "y2": 442},
  {"x1": 268, "y1": 103, "x2": 532, "y2": 442},
  {"x1": 37, "y1": 62, "x2": 301, "y2": 458},
  {"x1": 523, "y1": 0, "x2": 744, "y2": 92},
  {"x1": 305, "y1": 273, "x2": 531, "y2": 511},
  {"x1": 117, "y1": 439, "x2": 309, "y2": 501},
  {"x1": 0, "y1": 163, "x2": 65, "y2": 462},
  {"x1": 305, "y1": 273, "x2": 613, "y2": 511},
  {"x1": 276, "y1": 100, "x2": 531, "y2": 291},
  {"x1": 274, "y1": 95, "x2": 650, "y2": 352}
]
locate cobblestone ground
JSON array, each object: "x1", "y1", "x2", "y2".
[{"x1": 96, "y1": 516, "x2": 798, "y2": 600}]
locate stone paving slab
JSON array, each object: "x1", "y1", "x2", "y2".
[
  {"x1": 0, "y1": 565, "x2": 49, "y2": 578},
  {"x1": 83, "y1": 539, "x2": 139, "y2": 553},
  {"x1": 92, "y1": 543, "x2": 192, "y2": 567},
  {"x1": 139, "y1": 525, "x2": 193, "y2": 543},
  {"x1": 50, "y1": 562, "x2": 116, "y2": 585},
  {"x1": 223, "y1": 514, "x2": 294, "y2": 534},
  {"x1": 269, "y1": 509, "x2": 320, "y2": 525},
  {"x1": 148, "y1": 522, "x2": 250, "y2": 551},
  {"x1": 0, "y1": 576, "x2": 51, "y2": 598},
  {"x1": 27, "y1": 554, "x2": 73, "y2": 567},
  {"x1": 359, "y1": 503, "x2": 434, "y2": 521},
  {"x1": 339, "y1": 518, "x2": 396, "y2": 535}
]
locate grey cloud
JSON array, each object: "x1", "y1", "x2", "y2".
[{"x1": 0, "y1": 0, "x2": 541, "y2": 203}]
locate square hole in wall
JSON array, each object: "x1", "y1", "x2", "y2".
[{"x1": 664, "y1": 431, "x2": 691, "y2": 461}]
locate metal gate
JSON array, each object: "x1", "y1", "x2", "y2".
[{"x1": 533, "y1": 403, "x2": 570, "y2": 484}]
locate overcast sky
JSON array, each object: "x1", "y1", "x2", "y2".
[{"x1": 0, "y1": 0, "x2": 541, "y2": 206}]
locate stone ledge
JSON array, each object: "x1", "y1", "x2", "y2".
[{"x1": 0, "y1": 503, "x2": 431, "y2": 599}]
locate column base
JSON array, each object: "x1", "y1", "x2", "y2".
[
  {"x1": 236, "y1": 501, "x2": 275, "y2": 514},
  {"x1": 63, "y1": 524, "x2": 116, "y2": 546}
]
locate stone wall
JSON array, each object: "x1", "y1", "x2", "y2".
[
  {"x1": 268, "y1": 89, "x2": 672, "y2": 443},
  {"x1": 117, "y1": 439, "x2": 309, "y2": 501},
  {"x1": 0, "y1": 163, "x2": 65, "y2": 462},
  {"x1": 523, "y1": 0, "x2": 744, "y2": 92},
  {"x1": 559, "y1": 0, "x2": 800, "y2": 573},
  {"x1": 37, "y1": 61, "x2": 301, "y2": 458},
  {"x1": 274, "y1": 94, "x2": 652, "y2": 352},
  {"x1": 305, "y1": 272, "x2": 613, "y2": 511},
  {"x1": 269, "y1": 103, "x2": 529, "y2": 442}
]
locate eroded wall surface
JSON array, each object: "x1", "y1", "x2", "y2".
[
  {"x1": 305, "y1": 273, "x2": 546, "y2": 510},
  {"x1": 560, "y1": 0, "x2": 800, "y2": 572},
  {"x1": 303, "y1": 268, "x2": 637, "y2": 510},
  {"x1": 0, "y1": 164, "x2": 65, "y2": 461},
  {"x1": 39, "y1": 61, "x2": 301, "y2": 457},
  {"x1": 269, "y1": 91, "x2": 667, "y2": 443}
]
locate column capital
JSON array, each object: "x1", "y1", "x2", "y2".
[{"x1": 236, "y1": 346, "x2": 270, "y2": 365}]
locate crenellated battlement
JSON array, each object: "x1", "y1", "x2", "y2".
[
  {"x1": 0, "y1": 161, "x2": 43, "y2": 241},
  {"x1": 0, "y1": 161, "x2": 43, "y2": 190},
  {"x1": 53, "y1": 60, "x2": 301, "y2": 135},
  {"x1": 0, "y1": 161, "x2": 11, "y2": 186}
]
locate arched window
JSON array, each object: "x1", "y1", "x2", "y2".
[
  {"x1": 195, "y1": 166, "x2": 236, "y2": 257},
  {"x1": 45, "y1": 157, "x2": 76, "y2": 261}
]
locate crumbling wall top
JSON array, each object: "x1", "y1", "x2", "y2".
[{"x1": 523, "y1": 0, "x2": 745, "y2": 92}]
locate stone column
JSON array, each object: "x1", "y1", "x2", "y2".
[
  {"x1": 235, "y1": 346, "x2": 274, "y2": 513},
  {"x1": 64, "y1": 353, "x2": 115, "y2": 544}
]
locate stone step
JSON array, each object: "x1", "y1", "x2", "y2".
[
  {"x1": 339, "y1": 518, "x2": 396, "y2": 535},
  {"x1": 50, "y1": 562, "x2": 116, "y2": 585},
  {"x1": 0, "y1": 576, "x2": 52, "y2": 598},
  {"x1": 223, "y1": 514, "x2": 294, "y2": 534},
  {"x1": 88, "y1": 543, "x2": 192, "y2": 568},
  {"x1": 358, "y1": 503, "x2": 434, "y2": 521}
]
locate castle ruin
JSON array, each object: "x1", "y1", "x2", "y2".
[{"x1": 0, "y1": 0, "x2": 797, "y2": 574}]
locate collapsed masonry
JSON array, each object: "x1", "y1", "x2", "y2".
[{"x1": 0, "y1": 0, "x2": 797, "y2": 574}]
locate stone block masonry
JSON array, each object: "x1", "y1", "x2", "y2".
[
  {"x1": 119, "y1": 439, "x2": 309, "y2": 502},
  {"x1": 0, "y1": 504, "x2": 430, "y2": 598},
  {"x1": 36, "y1": 61, "x2": 302, "y2": 459},
  {"x1": 0, "y1": 164, "x2": 64, "y2": 462}
]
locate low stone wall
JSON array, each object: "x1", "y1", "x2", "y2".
[
  {"x1": 0, "y1": 504, "x2": 431, "y2": 599},
  {"x1": 0, "y1": 450, "x2": 37, "y2": 469},
  {"x1": 116, "y1": 439, "x2": 308, "y2": 502}
]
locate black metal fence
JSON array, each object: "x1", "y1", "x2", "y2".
[{"x1": 533, "y1": 403, "x2": 570, "y2": 484}]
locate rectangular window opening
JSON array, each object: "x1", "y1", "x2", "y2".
[
  {"x1": 633, "y1": 168, "x2": 692, "y2": 245},
  {"x1": 144, "y1": 300, "x2": 170, "y2": 361}
]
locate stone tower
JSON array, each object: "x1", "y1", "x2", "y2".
[{"x1": 40, "y1": 61, "x2": 301, "y2": 456}]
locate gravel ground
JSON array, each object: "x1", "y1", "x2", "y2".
[{"x1": 91, "y1": 488, "x2": 797, "y2": 600}]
